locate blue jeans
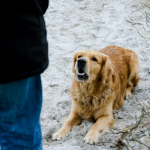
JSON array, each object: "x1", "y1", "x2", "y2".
[{"x1": 0, "y1": 75, "x2": 43, "y2": 150}]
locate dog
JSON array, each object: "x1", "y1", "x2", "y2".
[{"x1": 52, "y1": 45, "x2": 140, "y2": 144}]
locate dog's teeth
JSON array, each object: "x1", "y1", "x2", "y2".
[{"x1": 78, "y1": 73, "x2": 84, "y2": 75}]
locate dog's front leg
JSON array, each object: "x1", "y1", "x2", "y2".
[
  {"x1": 52, "y1": 111, "x2": 82, "y2": 140},
  {"x1": 84, "y1": 115, "x2": 114, "y2": 144}
]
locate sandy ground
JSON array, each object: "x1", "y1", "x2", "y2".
[{"x1": 41, "y1": 0, "x2": 150, "y2": 149}]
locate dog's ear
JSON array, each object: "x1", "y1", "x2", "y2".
[
  {"x1": 72, "y1": 52, "x2": 78, "y2": 74},
  {"x1": 99, "y1": 54, "x2": 112, "y2": 85}
]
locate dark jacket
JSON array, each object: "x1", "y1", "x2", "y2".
[{"x1": 1, "y1": 0, "x2": 49, "y2": 84}]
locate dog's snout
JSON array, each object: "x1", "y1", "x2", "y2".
[{"x1": 77, "y1": 58, "x2": 86, "y2": 66}]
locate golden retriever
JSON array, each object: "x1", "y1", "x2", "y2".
[{"x1": 52, "y1": 45, "x2": 140, "y2": 144}]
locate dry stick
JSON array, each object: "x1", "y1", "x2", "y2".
[
  {"x1": 96, "y1": 141, "x2": 116, "y2": 146},
  {"x1": 145, "y1": 11, "x2": 150, "y2": 27},
  {"x1": 126, "y1": 0, "x2": 140, "y2": 9},
  {"x1": 126, "y1": 1, "x2": 150, "y2": 40},
  {"x1": 109, "y1": 128, "x2": 116, "y2": 134},
  {"x1": 116, "y1": 139, "x2": 130, "y2": 150},
  {"x1": 114, "y1": 108, "x2": 146, "y2": 149},
  {"x1": 138, "y1": 30, "x2": 150, "y2": 39},
  {"x1": 126, "y1": 19, "x2": 142, "y2": 26},
  {"x1": 126, "y1": 19, "x2": 150, "y2": 40},
  {"x1": 125, "y1": 139, "x2": 134, "y2": 150},
  {"x1": 143, "y1": 102, "x2": 150, "y2": 114},
  {"x1": 141, "y1": 51, "x2": 147, "y2": 61},
  {"x1": 142, "y1": 50, "x2": 148, "y2": 60},
  {"x1": 136, "y1": 98, "x2": 149, "y2": 115},
  {"x1": 145, "y1": 11, "x2": 150, "y2": 21},
  {"x1": 121, "y1": 107, "x2": 134, "y2": 120},
  {"x1": 129, "y1": 108, "x2": 145, "y2": 136},
  {"x1": 126, "y1": 13, "x2": 150, "y2": 39},
  {"x1": 110, "y1": 127, "x2": 128, "y2": 134},
  {"x1": 117, "y1": 146, "x2": 126, "y2": 150},
  {"x1": 115, "y1": 128, "x2": 129, "y2": 149},
  {"x1": 139, "y1": 1, "x2": 150, "y2": 9},
  {"x1": 137, "y1": 12, "x2": 147, "y2": 33},
  {"x1": 122, "y1": 147, "x2": 126, "y2": 150},
  {"x1": 129, "y1": 16, "x2": 134, "y2": 21},
  {"x1": 130, "y1": 138, "x2": 150, "y2": 150},
  {"x1": 141, "y1": 122, "x2": 150, "y2": 128},
  {"x1": 124, "y1": 144, "x2": 130, "y2": 150},
  {"x1": 112, "y1": 97, "x2": 150, "y2": 149},
  {"x1": 144, "y1": 68, "x2": 150, "y2": 73}
]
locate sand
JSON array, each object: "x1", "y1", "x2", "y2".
[{"x1": 41, "y1": 0, "x2": 150, "y2": 149}]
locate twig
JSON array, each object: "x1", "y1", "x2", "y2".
[
  {"x1": 138, "y1": 31, "x2": 150, "y2": 39},
  {"x1": 129, "y1": 110, "x2": 145, "y2": 135},
  {"x1": 113, "y1": 104, "x2": 149, "y2": 149},
  {"x1": 142, "y1": 50, "x2": 148, "y2": 60},
  {"x1": 141, "y1": 122, "x2": 150, "y2": 128},
  {"x1": 116, "y1": 139, "x2": 130, "y2": 150},
  {"x1": 145, "y1": 11, "x2": 150, "y2": 21},
  {"x1": 126, "y1": 19, "x2": 143, "y2": 26},
  {"x1": 121, "y1": 107, "x2": 134, "y2": 119},
  {"x1": 96, "y1": 141, "x2": 116, "y2": 146},
  {"x1": 125, "y1": 139, "x2": 134, "y2": 150},
  {"x1": 139, "y1": 1, "x2": 150, "y2": 9},
  {"x1": 130, "y1": 138, "x2": 150, "y2": 149},
  {"x1": 126, "y1": 0, "x2": 140, "y2": 9},
  {"x1": 145, "y1": 11, "x2": 150, "y2": 27},
  {"x1": 136, "y1": 98, "x2": 149, "y2": 115}
]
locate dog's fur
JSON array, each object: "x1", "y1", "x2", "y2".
[{"x1": 52, "y1": 45, "x2": 140, "y2": 144}]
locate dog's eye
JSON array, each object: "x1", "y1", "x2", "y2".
[
  {"x1": 78, "y1": 55, "x2": 82, "y2": 58},
  {"x1": 92, "y1": 57, "x2": 97, "y2": 62}
]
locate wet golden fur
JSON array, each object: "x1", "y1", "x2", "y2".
[{"x1": 52, "y1": 45, "x2": 140, "y2": 144}]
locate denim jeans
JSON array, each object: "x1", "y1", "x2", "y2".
[{"x1": 0, "y1": 75, "x2": 43, "y2": 150}]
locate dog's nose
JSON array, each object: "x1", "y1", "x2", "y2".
[{"x1": 77, "y1": 58, "x2": 86, "y2": 67}]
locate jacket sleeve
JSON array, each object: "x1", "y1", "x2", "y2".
[{"x1": 40, "y1": 0, "x2": 49, "y2": 14}]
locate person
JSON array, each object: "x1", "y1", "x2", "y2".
[{"x1": 0, "y1": 0, "x2": 49, "y2": 149}]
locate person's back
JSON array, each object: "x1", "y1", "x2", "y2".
[
  {"x1": 1, "y1": 0, "x2": 49, "y2": 83},
  {"x1": 0, "y1": 1, "x2": 49, "y2": 149}
]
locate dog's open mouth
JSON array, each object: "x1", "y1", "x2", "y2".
[{"x1": 76, "y1": 68, "x2": 89, "y2": 82}]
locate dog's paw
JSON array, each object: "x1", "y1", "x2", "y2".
[
  {"x1": 84, "y1": 136, "x2": 98, "y2": 144},
  {"x1": 125, "y1": 91, "x2": 132, "y2": 99},
  {"x1": 84, "y1": 130, "x2": 99, "y2": 144},
  {"x1": 52, "y1": 131, "x2": 66, "y2": 141}
]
